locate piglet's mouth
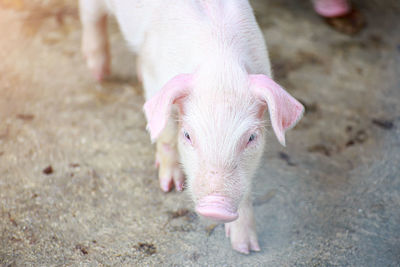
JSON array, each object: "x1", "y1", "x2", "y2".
[{"x1": 195, "y1": 195, "x2": 239, "y2": 223}]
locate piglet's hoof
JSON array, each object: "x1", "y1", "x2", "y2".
[
  {"x1": 313, "y1": 0, "x2": 351, "y2": 18},
  {"x1": 225, "y1": 221, "x2": 260, "y2": 254},
  {"x1": 157, "y1": 162, "x2": 185, "y2": 192},
  {"x1": 156, "y1": 144, "x2": 185, "y2": 192}
]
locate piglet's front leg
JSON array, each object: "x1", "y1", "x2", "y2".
[
  {"x1": 80, "y1": 0, "x2": 110, "y2": 81},
  {"x1": 155, "y1": 119, "x2": 185, "y2": 192},
  {"x1": 225, "y1": 195, "x2": 260, "y2": 254}
]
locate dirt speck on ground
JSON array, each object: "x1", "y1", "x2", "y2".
[
  {"x1": 308, "y1": 144, "x2": 332, "y2": 156},
  {"x1": 167, "y1": 208, "x2": 190, "y2": 219},
  {"x1": 278, "y1": 151, "x2": 297, "y2": 166},
  {"x1": 16, "y1": 113, "x2": 34, "y2": 121},
  {"x1": 134, "y1": 242, "x2": 157, "y2": 256},
  {"x1": 372, "y1": 118, "x2": 394, "y2": 130},
  {"x1": 254, "y1": 189, "x2": 277, "y2": 207},
  {"x1": 205, "y1": 224, "x2": 218, "y2": 236},
  {"x1": 75, "y1": 244, "x2": 89, "y2": 255},
  {"x1": 42, "y1": 165, "x2": 54, "y2": 175}
]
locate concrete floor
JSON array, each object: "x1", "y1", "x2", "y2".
[{"x1": 1, "y1": 0, "x2": 399, "y2": 266}]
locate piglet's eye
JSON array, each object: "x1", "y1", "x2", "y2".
[
  {"x1": 248, "y1": 133, "x2": 256, "y2": 143},
  {"x1": 184, "y1": 131, "x2": 191, "y2": 141}
]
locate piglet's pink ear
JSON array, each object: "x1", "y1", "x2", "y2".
[
  {"x1": 143, "y1": 74, "x2": 193, "y2": 142},
  {"x1": 249, "y1": 74, "x2": 304, "y2": 146}
]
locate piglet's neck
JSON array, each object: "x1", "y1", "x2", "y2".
[
  {"x1": 194, "y1": 2, "x2": 254, "y2": 85},
  {"x1": 194, "y1": 40, "x2": 249, "y2": 91}
]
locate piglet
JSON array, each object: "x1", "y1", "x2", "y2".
[{"x1": 80, "y1": 0, "x2": 304, "y2": 254}]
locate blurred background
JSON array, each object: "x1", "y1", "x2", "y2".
[{"x1": 0, "y1": 0, "x2": 399, "y2": 265}]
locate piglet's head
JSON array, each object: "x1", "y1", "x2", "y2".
[{"x1": 143, "y1": 72, "x2": 304, "y2": 223}]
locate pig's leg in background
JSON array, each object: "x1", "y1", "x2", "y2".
[
  {"x1": 312, "y1": 0, "x2": 351, "y2": 17},
  {"x1": 225, "y1": 192, "x2": 260, "y2": 254},
  {"x1": 312, "y1": 0, "x2": 365, "y2": 35},
  {"x1": 156, "y1": 119, "x2": 185, "y2": 192},
  {"x1": 79, "y1": 0, "x2": 110, "y2": 81}
]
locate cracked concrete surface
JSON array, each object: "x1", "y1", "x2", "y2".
[{"x1": 1, "y1": 0, "x2": 399, "y2": 266}]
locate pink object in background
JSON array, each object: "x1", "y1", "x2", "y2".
[{"x1": 313, "y1": 0, "x2": 351, "y2": 17}]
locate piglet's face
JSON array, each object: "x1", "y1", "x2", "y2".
[
  {"x1": 143, "y1": 73, "x2": 304, "y2": 223},
  {"x1": 178, "y1": 90, "x2": 266, "y2": 222}
]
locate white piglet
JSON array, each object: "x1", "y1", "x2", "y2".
[{"x1": 80, "y1": 0, "x2": 304, "y2": 254}]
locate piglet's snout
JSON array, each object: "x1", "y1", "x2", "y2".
[{"x1": 195, "y1": 195, "x2": 238, "y2": 223}]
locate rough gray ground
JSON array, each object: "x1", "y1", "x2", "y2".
[{"x1": 1, "y1": 0, "x2": 399, "y2": 266}]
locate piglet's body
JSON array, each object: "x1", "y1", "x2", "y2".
[{"x1": 80, "y1": 0, "x2": 304, "y2": 254}]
